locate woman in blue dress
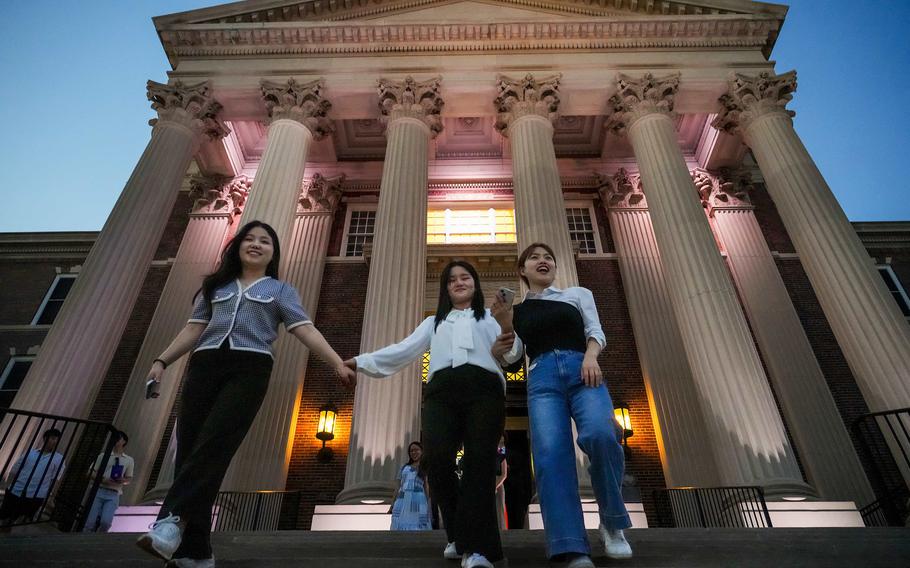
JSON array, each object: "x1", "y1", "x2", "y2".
[{"x1": 390, "y1": 441, "x2": 431, "y2": 531}]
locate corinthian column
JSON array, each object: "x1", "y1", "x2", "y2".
[
  {"x1": 494, "y1": 73, "x2": 577, "y2": 287},
  {"x1": 222, "y1": 174, "x2": 344, "y2": 491},
  {"x1": 9, "y1": 81, "x2": 228, "y2": 422},
  {"x1": 713, "y1": 71, "x2": 910, "y2": 412},
  {"x1": 606, "y1": 73, "x2": 809, "y2": 496},
  {"x1": 696, "y1": 168, "x2": 874, "y2": 503},
  {"x1": 338, "y1": 77, "x2": 443, "y2": 504},
  {"x1": 239, "y1": 78, "x2": 333, "y2": 238},
  {"x1": 598, "y1": 170, "x2": 719, "y2": 488},
  {"x1": 115, "y1": 176, "x2": 248, "y2": 504}
]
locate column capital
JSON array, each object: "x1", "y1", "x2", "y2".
[
  {"x1": 605, "y1": 72, "x2": 680, "y2": 135},
  {"x1": 597, "y1": 168, "x2": 647, "y2": 210},
  {"x1": 299, "y1": 173, "x2": 345, "y2": 213},
  {"x1": 190, "y1": 174, "x2": 251, "y2": 216},
  {"x1": 377, "y1": 76, "x2": 445, "y2": 137},
  {"x1": 712, "y1": 71, "x2": 797, "y2": 135},
  {"x1": 147, "y1": 80, "x2": 229, "y2": 141},
  {"x1": 691, "y1": 168, "x2": 753, "y2": 216},
  {"x1": 493, "y1": 73, "x2": 562, "y2": 135},
  {"x1": 260, "y1": 78, "x2": 335, "y2": 139}
]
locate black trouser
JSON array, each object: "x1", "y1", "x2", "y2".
[
  {"x1": 423, "y1": 364, "x2": 505, "y2": 562},
  {"x1": 158, "y1": 345, "x2": 273, "y2": 560}
]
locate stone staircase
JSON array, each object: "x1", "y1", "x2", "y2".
[{"x1": 1, "y1": 528, "x2": 909, "y2": 567}]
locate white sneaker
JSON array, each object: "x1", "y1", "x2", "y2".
[
  {"x1": 444, "y1": 542, "x2": 460, "y2": 560},
  {"x1": 461, "y1": 553, "x2": 495, "y2": 568},
  {"x1": 566, "y1": 554, "x2": 596, "y2": 568},
  {"x1": 600, "y1": 525, "x2": 633, "y2": 559},
  {"x1": 136, "y1": 513, "x2": 183, "y2": 560},
  {"x1": 167, "y1": 558, "x2": 215, "y2": 568}
]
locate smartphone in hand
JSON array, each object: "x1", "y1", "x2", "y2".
[
  {"x1": 498, "y1": 287, "x2": 516, "y2": 305},
  {"x1": 145, "y1": 378, "x2": 160, "y2": 399}
]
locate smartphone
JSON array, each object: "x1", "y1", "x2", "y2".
[
  {"x1": 498, "y1": 287, "x2": 516, "y2": 305},
  {"x1": 145, "y1": 378, "x2": 161, "y2": 400}
]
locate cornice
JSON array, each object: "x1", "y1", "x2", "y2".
[
  {"x1": 157, "y1": 15, "x2": 781, "y2": 61},
  {"x1": 0, "y1": 232, "x2": 97, "y2": 259}
]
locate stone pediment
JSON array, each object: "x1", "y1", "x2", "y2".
[
  {"x1": 156, "y1": 0, "x2": 787, "y2": 25},
  {"x1": 155, "y1": 0, "x2": 787, "y2": 64}
]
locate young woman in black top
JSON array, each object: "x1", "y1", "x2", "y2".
[{"x1": 493, "y1": 243, "x2": 632, "y2": 567}]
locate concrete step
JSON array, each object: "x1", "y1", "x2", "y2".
[{"x1": 1, "y1": 528, "x2": 909, "y2": 567}]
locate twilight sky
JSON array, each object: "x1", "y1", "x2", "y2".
[{"x1": 0, "y1": 0, "x2": 908, "y2": 232}]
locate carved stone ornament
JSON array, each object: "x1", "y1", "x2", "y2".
[
  {"x1": 596, "y1": 168, "x2": 647, "y2": 209},
  {"x1": 377, "y1": 76, "x2": 445, "y2": 137},
  {"x1": 147, "y1": 80, "x2": 229, "y2": 141},
  {"x1": 190, "y1": 174, "x2": 251, "y2": 215},
  {"x1": 605, "y1": 72, "x2": 680, "y2": 135},
  {"x1": 299, "y1": 173, "x2": 345, "y2": 213},
  {"x1": 493, "y1": 73, "x2": 562, "y2": 135},
  {"x1": 691, "y1": 168, "x2": 753, "y2": 215},
  {"x1": 712, "y1": 71, "x2": 797, "y2": 135},
  {"x1": 261, "y1": 78, "x2": 335, "y2": 139}
]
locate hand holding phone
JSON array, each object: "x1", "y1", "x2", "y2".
[
  {"x1": 145, "y1": 378, "x2": 160, "y2": 400},
  {"x1": 498, "y1": 287, "x2": 516, "y2": 305}
]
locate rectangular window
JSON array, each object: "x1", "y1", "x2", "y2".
[
  {"x1": 426, "y1": 208, "x2": 517, "y2": 245},
  {"x1": 0, "y1": 357, "x2": 34, "y2": 409},
  {"x1": 344, "y1": 210, "x2": 376, "y2": 257},
  {"x1": 31, "y1": 275, "x2": 77, "y2": 325},
  {"x1": 878, "y1": 265, "x2": 910, "y2": 317},
  {"x1": 565, "y1": 207, "x2": 598, "y2": 255}
]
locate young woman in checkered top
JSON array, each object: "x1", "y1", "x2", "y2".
[{"x1": 137, "y1": 220, "x2": 355, "y2": 567}]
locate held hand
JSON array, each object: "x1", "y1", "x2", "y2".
[
  {"x1": 336, "y1": 364, "x2": 357, "y2": 389},
  {"x1": 343, "y1": 358, "x2": 357, "y2": 371},
  {"x1": 581, "y1": 354, "x2": 603, "y2": 388},
  {"x1": 491, "y1": 292, "x2": 514, "y2": 332},
  {"x1": 491, "y1": 332, "x2": 515, "y2": 360}
]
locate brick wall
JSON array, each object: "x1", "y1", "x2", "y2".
[
  {"x1": 285, "y1": 261, "x2": 368, "y2": 529},
  {"x1": 577, "y1": 258, "x2": 667, "y2": 526}
]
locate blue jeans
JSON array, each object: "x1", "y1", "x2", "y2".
[
  {"x1": 528, "y1": 349, "x2": 631, "y2": 558},
  {"x1": 83, "y1": 487, "x2": 120, "y2": 532}
]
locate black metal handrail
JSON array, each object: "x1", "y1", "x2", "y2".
[
  {"x1": 654, "y1": 486, "x2": 772, "y2": 528},
  {"x1": 0, "y1": 407, "x2": 118, "y2": 532},
  {"x1": 852, "y1": 407, "x2": 910, "y2": 526},
  {"x1": 211, "y1": 490, "x2": 301, "y2": 532}
]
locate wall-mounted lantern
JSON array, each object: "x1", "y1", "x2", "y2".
[
  {"x1": 614, "y1": 405, "x2": 633, "y2": 446},
  {"x1": 316, "y1": 403, "x2": 338, "y2": 462}
]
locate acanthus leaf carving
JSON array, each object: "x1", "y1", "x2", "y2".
[
  {"x1": 377, "y1": 76, "x2": 445, "y2": 137},
  {"x1": 299, "y1": 173, "x2": 345, "y2": 213},
  {"x1": 691, "y1": 168, "x2": 753, "y2": 215},
  {"x1": 712, "y1": 71, "x2": 797, "y2": 135},
  {"x1": 190, "y1": 174, "x2": 251, "y2": 216},
  {"x1": 494, "y1": 73, "x2": 562, "y2": 135},
  {"x1": 261, "y1": 78, "x2": 335, "y2": 139},
  {"x1": 596, "y1": 168, "x2": 647, "y2": 209},
  {"x1": 147, "y1": 80, "x2": 229, "y2": 141},
  {"x1": 605, "y1": 72, "x2": 680, "y2": 135}
]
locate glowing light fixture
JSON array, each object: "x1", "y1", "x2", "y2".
[
  {"x1": 316, "y1": 403, "x2": 338, "y2": 462},
  {"x1": 614, "y1": 405, "x2": 633, "y2": 445}
]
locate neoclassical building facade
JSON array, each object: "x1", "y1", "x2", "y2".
[{"x1": 4, "y1": 0, "x2": 910, "y2": 528}]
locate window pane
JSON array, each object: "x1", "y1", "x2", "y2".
[
  {"x1": 1, "y1": 361, "x2": 32, "y2": 391},
  {"x1": 50, "y1": 276, "x2": 76, "y2": 300},
  {"x1": 345, "y1": 211, "x2": 377, "y2": 257},
  {"x1": 566, "y1": 208, "x2": 597, "y2": 255},
  {"x1": 36, "y1": 301, "x2": 64, "y2": 325}
]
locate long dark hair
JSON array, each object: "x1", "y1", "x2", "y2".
[
  {"x1": 405, "y1": 441, "x2": 427, "y2": 478},
  {"x1": 201, "y1": 220, "x2": 281, "y2": 304},
  {"x1": 434, "y1": 260, "x2": 486, "y2": 331}
]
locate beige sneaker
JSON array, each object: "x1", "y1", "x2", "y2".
[
  {"x1": 136, "y1": 513, "x2": 183, "y2": 560},
  {"x1": 599, "y1": 525, "x2": 633, "y2": 559}
]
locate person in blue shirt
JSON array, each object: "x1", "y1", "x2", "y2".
[
  {"x1": 136, "y1": 220, "x2": 355, "y2": 567},
  {"x1": 345, "y1": 261, "x2": 521, "y2": 568},
  {"x1": 492, "y1": 242, "x2": 633, "y2": 568}
]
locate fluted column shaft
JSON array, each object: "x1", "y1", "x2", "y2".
[
  {"x1": 238, "y1": 119, "x2": 311, "y2": 233},
  {"x1": 609, "y1": 73, "x2": 808, "y2": 495},
  {"x1": 339, "y1": 77, "x2": 442, "y2": 503},
  {"x1": 8, "y1": 82, "x2": 226, "y2": 427},
  {"x1": 708, "y1": 186, "x2": 874, "y2": 503},
  {"x1": 601, "y1": 174, "x2": 719, "y2": 487},
  {"x1": 719, "y1": 109, "x2": 910, "y2": 410},
  {"x1": 223, "y1": 179, "x2": 341, "y2": 491}
]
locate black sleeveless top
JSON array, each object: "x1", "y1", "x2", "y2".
[{"x1": 513, "y1": 299, "x2": 587, "y2": 361}]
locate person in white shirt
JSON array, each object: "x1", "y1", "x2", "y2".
[
  {"x1": 345, "y1": 261, "x2": 521, "y2": 568},
  {"x1": 0, "y1": 428, "x2": 65, "y2": 528},
  {"x1": 83, "y1": 430, "x2": 134, "y2": 532}
]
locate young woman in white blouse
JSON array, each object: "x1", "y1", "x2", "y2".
[{"x1": 346, "y1": 260, "x2": 519, "y2": 568}]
